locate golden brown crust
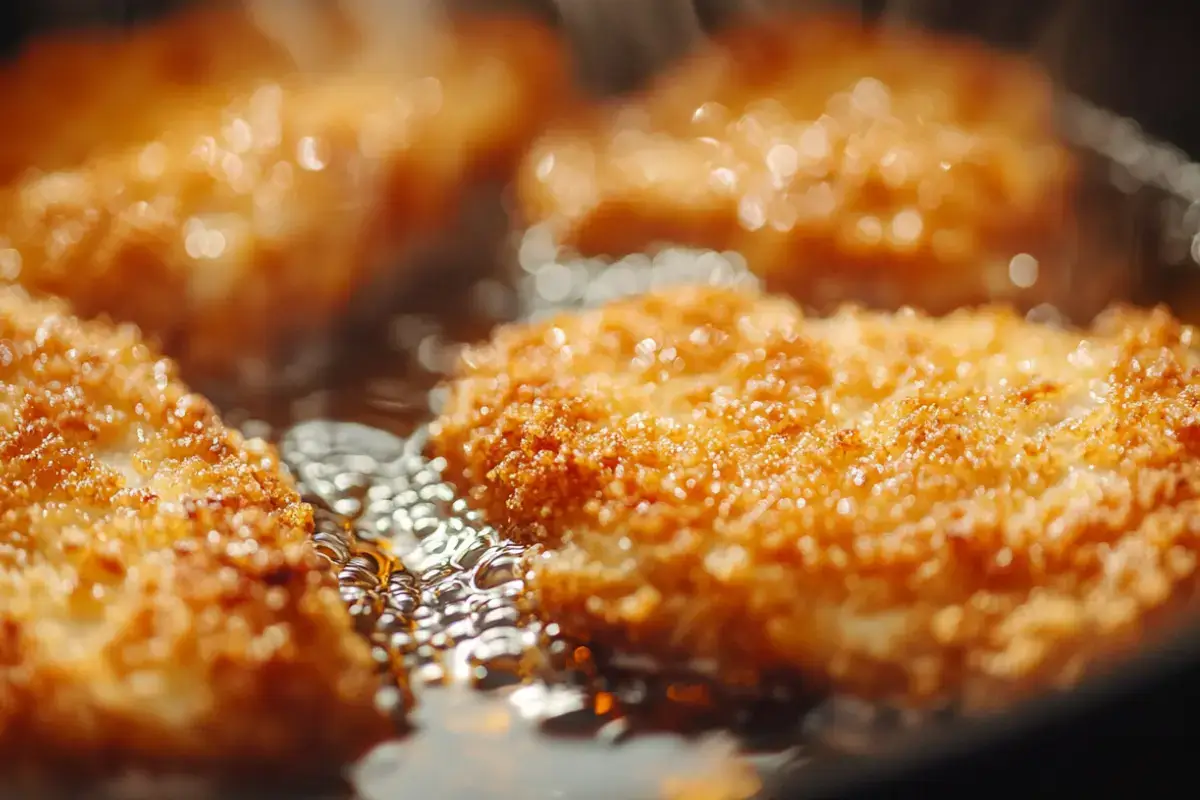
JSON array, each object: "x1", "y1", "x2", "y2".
[
  {"x1": 431, "y1": 285, "x2": 1200, "y2": 709},
  {"x1": 0, "y1": 286, "x2": 389, "y2": 775},
  {"x1": 0, "y1": 5, "x2": 568, "y2": 382},
  {"x1": 517, "y1": 16, "x2": 1074, "y2": 314}
]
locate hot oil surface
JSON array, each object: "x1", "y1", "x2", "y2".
[
  {"x1": 280, "y1": 417, "x2": 770, "y2": 799},
  {"x1": 237, "y1": 202, "x2": 1174, "y2": 797},
  {"x1": 233, "y1": 248, "x2": 893, "y2": 800}
]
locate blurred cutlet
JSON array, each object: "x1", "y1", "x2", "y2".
[
  {"x1": 431, "y1": 284, "x2": 1200, "y2": 709},
  {"x1": 0, "y1": 4, "x2": 569, "y2": 383},
  {"x1": 0, "y1": 286, "x2": 391, "y2": 775},
  {"x1": 0, "y1": 3, "x2": 286, "y2": 183},
  {"x1": 517, "y1": 16, "x2": 1076, "y2": 315}
]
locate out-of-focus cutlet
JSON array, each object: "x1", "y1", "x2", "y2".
[
  {"x1": 431, "y1": 284, "x2": 1200, "y2": 709},
  {"x1": 0, "y1": 286, "x2": 390, "y2": 774},
  {"x1": 0, "y1": 4, "x2": 568, "y2": 383},
  {"x1": 517, "y1": 17, "x2": 1074, "y2": 314}
]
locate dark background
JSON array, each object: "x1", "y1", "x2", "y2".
[
  {"x1": 0, "y1": 0, "x2": 1198, "y2": 154},
  {"x1": 877, "y1": 0, "x2": 1200, "y2": 158}
]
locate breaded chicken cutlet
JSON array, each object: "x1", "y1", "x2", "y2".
[
  {"x1": 0, "y1": 4, "x2": 567, "y2": 383},
  {"x1": 0, "y1": 286, "x2": 390, "y2": 776},
  {"x1": 431, "y1": 284, "x2": 1200, "y2": 710},
  {"x1": 517, "y1": 16, "x2": 1074, "y2": 314}
]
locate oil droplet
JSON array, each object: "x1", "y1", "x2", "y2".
[
  {"x1": 296, "y1": 136, "x2": 328, "y2": 171},
  {"x1": 890, "y1": 209, "x2": 923, "y2": 243},
  {"x1": 1008, "y1": 253, "x2": 1039, "y2": 288}
]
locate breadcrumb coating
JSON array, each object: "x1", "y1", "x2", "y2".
[
  {"x1": 431, "y1": 285, "x2": 1200, "y2": 709},
  {"x1": 517, "y1": 16, "x2": 1074, "y2": 314},
  {"x1": 0, "y1": 287, "x2": 389, "y2": 775},
  {"x1": 0, "y1": 5, "x2": 567, "y2": 382}
]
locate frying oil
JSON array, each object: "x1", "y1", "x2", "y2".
[{"x1": 246, "y1": 244, "x2": 932, "y2": 800}]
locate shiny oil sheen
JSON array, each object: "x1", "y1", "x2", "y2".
[
  {"x1": 225, "y1": 94, "x2": 1200, "y2": 799},
  {"x1": 252, "y1": 247, "x2": 934, "y2": 800}
]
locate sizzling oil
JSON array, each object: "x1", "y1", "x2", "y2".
[
  {"x1": 234, "y1": 245, "x2": 960, "y2": 800},
  {"x1": 56, "y1": 72, "x2": 1200, "y2": 800}
]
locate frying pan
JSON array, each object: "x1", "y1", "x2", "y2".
[{"x1": 5, "y1": 2, "x2": 1200, "y2": 798}]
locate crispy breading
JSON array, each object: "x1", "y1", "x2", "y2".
[
  {"x1": 0, "y1": 286, "x2": 390, "y2": 775},
  {"x1": 431, "y1": 284, "x2": 1200, "y2": 709},
  {"x1": 0, "y1": 5, "x2": 568, "y2": 382},
  {"x1": 517, "y1": 16, "x2": 1075, "y2": 314}
]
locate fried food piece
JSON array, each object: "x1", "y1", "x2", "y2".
[
  {"x1": 431, "y1": 284, "x2": 1200, "y2": 709},
  {"x1": 517, "y1": 16, "x2": 1074, "y2": 314},
  {"x1": 0, "y1": 4, "x2": 568, "y2": 383},
  {"x1": 0, "y1": 286, "x2": 390, "y2": 775}
]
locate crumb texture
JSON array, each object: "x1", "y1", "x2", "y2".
[
  {"x1": 0, "y1": 287, "x2": 388, "y2": 775},
  {"x1": 0, "y1": 5, "x2": 567, "y2": 379},
  {"x1": 432, "y1": 285, "x2": 1200, "y2": 707},
  {"x1": 518, "y1": 16, "x2": 1073, "y2": 313}
]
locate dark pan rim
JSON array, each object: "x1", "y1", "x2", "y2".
[{"x1": 768, "y1": 614, "x2": 1200, "y2": 798}]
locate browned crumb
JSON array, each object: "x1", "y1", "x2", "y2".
[
  {"x1": 0, "y1": 5, "x2": 568, "y2": 382},
  {"x1": 0, "y1": 286, "x2": 390, "y2": 776},
  {"x1": 430, "y1": 284, "x2": 1200, "y2": 709},
  {"x1": 517, "y1": 16, "x2": 1075, "y2": 314}
]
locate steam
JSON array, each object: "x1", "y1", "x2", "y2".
[
  {"x1": 339, "y1": 0, "x2": 444, "y2": 63},
  {"x1": 551, "y1": 0, "x2": 866, "y2": 93},
  {"x1": 245, "y1": 0, "x2": 446, "y2": 72},
  {"x1": 244, "y1": 0, "x2": 332, "y2": 69}
]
